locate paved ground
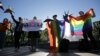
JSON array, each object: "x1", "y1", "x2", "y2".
[{"x1": 0, "y1": 46, "x2": 100, "y2": 56}]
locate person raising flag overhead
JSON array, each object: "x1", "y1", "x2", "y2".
[
  {"x1": 61, "y1": 11, "x2": 71, "y2": 38},
  {"x1": 9, "y1": 10, "x2": 23, "y2": 52},
  {"x1": 68, "y1": 8, "x2": 98, "y2": 51},
  {"x1": 4, "y1": 7, "x2": 14, "y2": 13}
]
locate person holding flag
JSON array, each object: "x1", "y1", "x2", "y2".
[
  {"x1": 45, "y1": 14, "x2": 69, "y2": 53},
  {"x1": 10, "y1": 13, "x2": 23, "y2": 52},
  {"x1": 68, "y1": 8, "x2": 98, "y2": 51},
  {"x1": 44, "y1": 15, "x2": 60, "y2": 55}
]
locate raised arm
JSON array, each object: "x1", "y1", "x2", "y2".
[
  {"x1": 85, "y1": 8, "x2": 96, "y2": 18},
  {"x1": 63, "y1": 11, "x2": 70, "y2": 22},
  {"x1": 63, "y1": 16, "x2": 68, "y2": 22},
  {"x1": 90, "y1": 8, "x2": 95, "y2": 17},
  {"x1": 10, "y1": 13, "x2": 18, "y2": 23}
]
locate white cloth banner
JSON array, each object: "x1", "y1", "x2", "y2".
[{"x1": 22, "y1": 19, "x2": 42, "y2": 32}]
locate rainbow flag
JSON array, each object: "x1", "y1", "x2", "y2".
[
  {"x1": 69, "y1": 16, "x2": 84, "y2": 35},
  {"x1": 46, "y1": 22, "x2": 56, "y2": 53},
  {"x1": 69, "y1": 9, "x2": 94, "y2": 35},
  {"x1": 46, "y1": 20, "x2": 66, "y2": 52},
  {"x1": 51, "y1": 20, "x2": 60, "y2": 48}
]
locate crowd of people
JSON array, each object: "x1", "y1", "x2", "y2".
[
  {"x1": 0, "y1": 8, "x2": 99, "y2": 53},
  {"x1": 46, "y1": 8, "x2": 99, "y2": 53}
]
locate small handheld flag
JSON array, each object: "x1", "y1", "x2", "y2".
[
  {"x1": 4, "y1": 7, "x2": 14, "y2": 14},
  {"x1": 0, "y1": 1, "x2": 4, "y2": 11}
]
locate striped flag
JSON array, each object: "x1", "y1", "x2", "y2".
[{"x1": 0, "y1": 1, "x2": 4, "y2": 11}]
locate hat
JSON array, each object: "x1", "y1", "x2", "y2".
[{"x1": 44, "y1": 19, "x2": 53, "y2": 22}]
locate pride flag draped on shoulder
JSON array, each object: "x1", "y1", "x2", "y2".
[{"x1": 45, "y1": 14, "x2": 69, "y2": 52}]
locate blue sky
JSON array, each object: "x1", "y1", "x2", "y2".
[{"x1": 0, "y1": 0, "x2": 100, "y2": 22}]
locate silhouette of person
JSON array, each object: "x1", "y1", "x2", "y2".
[
  {"x1": 51, "y1": 15, "x2": 61, "y2": 52},
  {"x1": 28, "y1": 16, "x2": 41, "y2": 52},
  {"x1": 10, "y1": 13, "x2": 23, "y2": 52},
  {"x1": 68, "y1": 8, "x2": 98, "y2": 51},
  {"x1": 45, "y1": 15, "x2": 60, "y2": 54},
  {"x1": 79, "y1": 9, "x2": 98, "y2": 50},
  {"x1": 58, "y1": 13, "x2": 70, "y2": 52},
  {"x1": 45, "y1": 18, "x2": 55, "y2": 53},
  {"x1": 0, "y1": 18, "x2": 9, "y2": 50}
]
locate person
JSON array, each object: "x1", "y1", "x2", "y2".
[
  {"x1": 79, "y1": 9, "x2": 98, "y2": 51},
  {"x1": 68, "y1": 8, "x2": 98, "y2": 51},
  {"x1": 28, "y1": 16, "x2": 41, "y2": 52},
  {"x1": 51, "y1": 15, "x2": 61, "y2": 52},
  {"x1": 45, "y1": 15, "x2": 60, "y2": 55},
  {"x1": 62, "y1": 12, "x2": 71, "y2": 38},
  {"x1": 57, "y1": 13, "x2": 70, "y2": 52},
  {"x1": 45, "y1": 18, "x2": 56, "y2": 54},
  {"x1": 10, "y1": 13, "x2": 23, "y2": 51},
  {"x1": 0, "y1": 18, "x2": 9, "y2": 51}
]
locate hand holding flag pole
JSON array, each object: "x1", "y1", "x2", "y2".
[
  {"x1": 4, "y1": 7, "x2": 14, "y2": 14},
  {"x1": 63, "y1": 11, "x2": 69, "y2": 20},
  {"x1": 63, "y1": 11, "x2": 72, "y2": 22}
]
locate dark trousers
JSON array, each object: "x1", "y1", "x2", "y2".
[
  {"x1": 28, "y1": 31, "x2": 40, "y2": 49},
  {"x1": 58, "y1": 39, "x2": 69, "y2": 52},
  {"x1": 14, "y1": 31, "x2": 22, "y2": 49},
  {"x1": 83, "y1": 30, "x2": 98, "y2": 49},
  {"x1": 0, "y1": 32, "x2": 6, "y2": 49}
]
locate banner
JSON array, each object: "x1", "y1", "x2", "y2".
[{"x1": 22, "y1": 19, "x2": 42, "y2": 32}]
